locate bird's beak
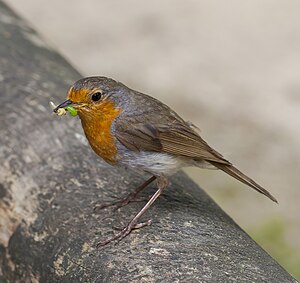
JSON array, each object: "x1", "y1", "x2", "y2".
[{"x1": 53, "y1": 99, "x2": 73, "y2": 113}]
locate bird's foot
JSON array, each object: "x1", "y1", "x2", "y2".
[
  {"x1": 97, "y1": 219, "x2": 152, "y2": 247},
  {"x1": 93, "y1": 195, "x2": 150, "y2": 211},
  {"x1": 94, "y1": 176, "x2": 156, "y2": 211}
]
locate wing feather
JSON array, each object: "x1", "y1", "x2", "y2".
[
  {"x1": 114, "y1": 111, "x2": 277, "y2": 202},
  {"x1": 115, "y1": 122, "x2": 230, "y2": 165}
]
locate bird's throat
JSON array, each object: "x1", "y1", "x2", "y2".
[{"x1": 79, "y1": 101, "x2": 121, "y2": 164}]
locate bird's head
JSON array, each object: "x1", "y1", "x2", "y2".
[{"x1": 53, "y1": 76, "x2": 126, "y2": 119}]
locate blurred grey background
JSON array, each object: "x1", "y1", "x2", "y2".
[{"x1": 5, "y1": 0, "x2": 300, "y2": 278}]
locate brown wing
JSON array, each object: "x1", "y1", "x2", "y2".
[
  {"x1": 115, "y1": 120, "x2": 277, "y2": 203},
  {"x1": 115, "y1": 121, "x2": 231, "y2": 165}
]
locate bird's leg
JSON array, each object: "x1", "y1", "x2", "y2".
[
  {"x1": 97, "y1": 176, "x2": 169, "y2": 246},
  {"x1": 94, "y1": 176, "x2": 156, "y2": 211}
]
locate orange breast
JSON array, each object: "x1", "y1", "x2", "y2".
[{"x1": 79, "y1": 100, "x2": 121, "y2": 164}]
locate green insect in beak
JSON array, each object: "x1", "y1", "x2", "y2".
[
  {"x1": 50, "y1": 101, "x2": 78, "y2": 117},
  {"x1": 65, "y1": 106, "x2": 78, "y2": 116}
]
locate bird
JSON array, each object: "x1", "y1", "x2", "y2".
[{"x1": 53, "y1": 76, "x2": 277, "y2": 245}]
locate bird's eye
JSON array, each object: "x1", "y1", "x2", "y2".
[{"x1": 91, "y1": 92, "x2": 102, "y2": 102}]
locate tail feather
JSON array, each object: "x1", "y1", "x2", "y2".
[{"x1": 209, "y1": 162, "x2": 278, "y2": 203}]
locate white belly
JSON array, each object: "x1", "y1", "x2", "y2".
[{"x1": 119, "y1": 150, "x2": 197, "y2": 176}]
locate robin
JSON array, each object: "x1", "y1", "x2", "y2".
[{"x1": 53, "y1": 76, "x2": 277, "y2": 245}]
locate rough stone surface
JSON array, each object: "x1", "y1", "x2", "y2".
[{"x1": 0, "y1": 2, "x2": 297, "y2": 282}]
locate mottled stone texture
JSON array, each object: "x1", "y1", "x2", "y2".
[{"x1": 0, "y1": 2, "x2": 297, "y2": 283}]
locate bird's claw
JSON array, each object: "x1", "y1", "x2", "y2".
[
  {"x1": 96, "y1": 219, "x2": 152, "y2": 247},
  {"x1": 93, "y1": 196, "x2": 150, "y2": 212}
]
